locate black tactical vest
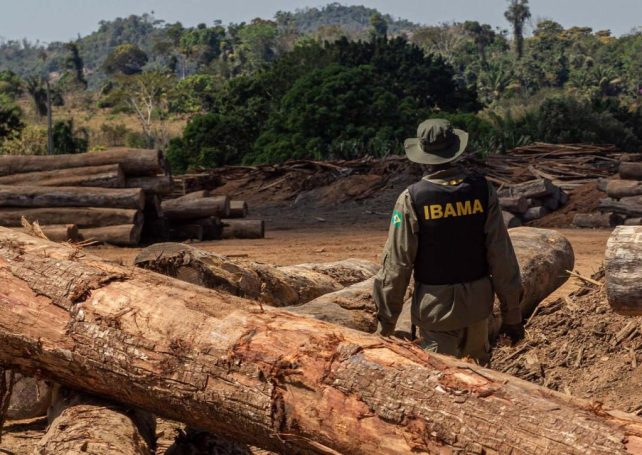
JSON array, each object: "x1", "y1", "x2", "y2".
[{"x1": 409, "y1": 174, "x2": 489, "y2": 285}]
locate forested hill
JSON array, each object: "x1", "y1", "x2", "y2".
[{"x1": 0, "y1": 4, "x2": 416, "y2": 82}]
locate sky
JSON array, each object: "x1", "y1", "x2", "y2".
[{"x1": 0, "y1": 0, "x2": 641, "y2": 44}]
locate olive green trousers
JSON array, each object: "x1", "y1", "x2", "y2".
[{"x1": 419, "y1": 317, "x2": 490, "y2": 365}]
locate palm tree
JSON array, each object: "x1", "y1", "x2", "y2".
[{"x1": 504, "y1": 0, "x2": 531, "y2": 60}]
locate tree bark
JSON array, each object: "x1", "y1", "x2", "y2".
[
  {"x1": 624, "y1": 218, "x2": 642, "y2": 226},
  {"x1": 0, "y1": 148, "x2": 164, "y2": 177},
  {"x1": 174, "y1": 174, "x2": 222, "y2": 195},
  {"x1": 619, "y1": 162, "x2": 642, "y2": 180},
  {"x1": 38, "y1": 386, "x2": 155, "y2": 455},
  {"x1": 126, "y1": 175, "x2": 173, "y2": 195},
  {"x1": 0, "y1": 185, "x2": 145, "y2": 210},
  {"x1": 0, "y1": 228, "x2": 639, "y2": 455},
  {"x1": 79, "y1": 224, "x2": 142, "y2": 247},
  {"x1": 573, "y1": 212, "x2": 624, "y2": 229},
  {"x1": 0, "y1": 207, "x2": 142, "y2": 228},
  {"x1": 229, "y1": 200, "x2": 249, "y2": 218},
  {"x1": 522, "y1": 206, "x2": 549, "y2": 221},
  {"x1": 162, "y1": 196, "x2": 230, "y2": 221},
  {"x1": 607, "y1": 180, "x2": 642, "y2": 199},
  {"x1": 502, "y1": 210, "x2": 522, "y2": 228},
  {"x1": 17, "y1": 224, "x2": 81, "y2": 242},
  {"x1": 6, "y1": 372, "x2": 51, "y2": 420},
  {"x1": 507, "y1": 178, "x2": 557, "y2": 199},
  {"x1": 499, "y1": 196, "x2": 528, "y2": 214},
  {"x1": 172, "y1": 190, "x2": 212, "y2": 201},
  {"x1": 599, "y1": 196, "x2": 642, "y2": 217},
  {"x1": 605, "y1": 225, "x2": 642, "y2": 316},
  {"x1": 222, "y1": 219, "x2": 264, "y2": 239},
  {"x1": 190, "y1": 217, "x2": 223, "y2": 240},
  {"x1": 134, "y1": 243, "x2": 378, "y2": 307},
  {"x1": 0, "y1": 164, "x2": 125, "y2": 188}
]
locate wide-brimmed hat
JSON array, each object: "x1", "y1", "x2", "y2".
[{"x1": 404, "y1": 119, "x2": 469, "y2": 165}]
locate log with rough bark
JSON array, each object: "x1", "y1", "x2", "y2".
[
  {"x1": 126, "y1": 175, "x2": 173, "y2": 195},
  {"x1": 573, "y1": 212, "x2": 624, "y2": 228},
  {"x1": 79, "y1": 224, "x2": 142, "y2": 247},
  {"x1": 0, "y1": 148, "x2": 164, "y2": 177},
  {"x1": 170, "y1": 224, "x2": 204, "y2": 241},
  {"x1": 0, "y1": 207, "x2": 142, "y2": 228},
  {"x1": 6, "y1": 372, "x2": 51, "y2": 420},
  {"x1": 0, "y1": 164, "x2": 125, "y2": 188},
  {"x1": 292, "y1": 228, "x2": 574, "y2": 336},
  {"x1": 499, "y1": 196, "x2": 528, "y2": 214},
  {"x1": 502, "y1": 211, "x2": 522, "y2": 228},
  {"x1": 229, "y1": 200, "x2": 249, "y2": 218},
  {"x1": 599, "y1": 196, "x2": 642, "y2": 217},
  {"x1": 625, "y1": 218, "x2": 642, "y2": 226},
  {"x1": 0, "y1": 228, "x2": 639, "y2": 455},
  {"x1": 38, "y1": 386, "x2": 155, "y2": 455},
  {"x1": 597, "y1": 178, "x2": 610, "y2": 192},
  {"x1": 607, "y1": 180, "x2": 642, "y2": 199},
  {"x1": 522, "y1": 205, "x2": 550, "y2": 222},
  {"x1": 507, "y1": 178, "x2": 557, "y2": 199},
  {"x1": 134, "y1": 243, "x2": 377, "y2": 306},
  {"x1": 605, "y1": 225, "x2": 642, "y2": 316},
  {"x1": 175, "y1": 173, "x2": 222, "y2": 195},
  {"x1": 17, "y1": 224, "x2": 81, "y2": 242},
  {"x1": 162, "y1": 196, "x2": 230, "y2": 221},
  {"x1": 0, "y1": 185, "x2": 145, "y2": 210},
  {"x1": 222, "y1": 219, "x2": 264, "y2": 239},
  {"x1": 620, "y1": 162, "x2": 642, "y2": 180},
  {"x1": 190, "y1": 217, "x2": 223, "y2": 240},
  {"x1": 171, "y1": 190, "x2": 211, "y2": 202}
]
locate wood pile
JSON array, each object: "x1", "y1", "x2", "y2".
[
  {"x1": 575, "y1": 155, "x2": 642, "y2": 228},
  {"x1": 0, "y1": 148, "x2": 171, "y2": 246},
  {"x1": 497, "y1": 178, "x2": 569, "y2": 227}
]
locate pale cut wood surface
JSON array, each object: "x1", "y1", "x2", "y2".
[{"x1": 605, "y1": 225, "x2": 642, "y2": 315}]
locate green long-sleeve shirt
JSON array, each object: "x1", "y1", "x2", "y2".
[{"x1": 373, "y1": 167, "x2": 523, "y2": 335}]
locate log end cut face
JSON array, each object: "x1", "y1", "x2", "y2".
[{"x1": 605, "y1": 225, "x2": 642, "y2": 315}]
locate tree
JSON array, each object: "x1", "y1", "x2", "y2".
[
  {"x1": 0, "y1": 94, "x2": 23, "y2": 144},
  {"x1": 463, "y1": 21, "x2": 495, "y2": 66},
  {"x1": 103, "y1": 44, "x2": 149, "y2": 75},
  {"x1": 64, "y1": 42, "x2": 87, "y2": 88},
  {"x1": 369, "y1": 12, "x2": 388, "y2": 40},
  {"x1": 0, "y1": 70, "x2": 23, "y2": 99},
  {"x1": 52, "y1": 118, "x2": 88, "y2": 154},
  {"x1": 504, "y1": 0, "x2": 531, "y2": 59}
]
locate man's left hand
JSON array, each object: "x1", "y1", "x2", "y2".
[{"x1": 499, "y1": 322, "x2": 525, "y2": 344}]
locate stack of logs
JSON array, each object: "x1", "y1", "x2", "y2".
[
  {"x1": 159, "y1": 190, "x2": 264, "y2": 241},
  {"x1": 497, "y1": 178, "x2": 569, "y2": 227},
  {"x1": 574, "y1": 158, "x2": 642, "y2": 228},
  {"x1": 0, "y1": 148, "x2": 171, "y2": 246}
]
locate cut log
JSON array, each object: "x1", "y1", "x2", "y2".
[
  {"x1": 522, "y1": 206, "x2": 550, "y2": 222},
  {"x1": 190, "y1": 217, "x2": 223, "y2": 240},
  {"x1": 624, "y1": 217, "x2": 642, "y2": 226},
  {"x1": 0, "y1": 207, "x2": 142, "y2": 228},
  {"x1": 292, "y1": 228, "x2": 574, "y2": 336},
  {"x1": 559, "y1": 189, "x2": 569, "y2": 206},
  {"x1": 542, "y1": 189, "x2": 561, "y2": 210},
  {"x1": 0, "y1": 228, "x2": 638, "y2": 455},
  {"x1": 162, "y1": 196, "x2": 230, "y2": 221},
  {"x1": 174, "y1": 173, "x2": 222, "y2": 195},
  {"x1": 0, "y1": 185, "x2": 145, "y2": 210},
  {"x1": 605, "y1": 225, "x2": 642, "y2": 315},
  {"x1": 141, "y1": 216, "x2": 170, "y2": 243},
  {"x1": 229, "y1": 200, "x2": 249, "y2": 218},
  {"x1": 79, "y1": 224, "x2": 142, "y2": 247},
  {"x1": 502, "y1": 210, "x2": 522, "y2": 228},
  {"x1": 597, "y1": 178, "x2": 610, "y2": 192},
  {"x1": 222, "y1": 219, "x2": 265, "y2": 239},
  {"x1": 507, "y1": 178, "x2": 557, "y2": 199},
  {"x1": 0, "y1": 164, "x2": 125, "y2": 188},
  {"x1": 573, "y1": 212, "x2": 624, "y2": 228},
  {"x1": 169, "y1": 224, "x2": 204, "y2": 241},
  {"x1": 38, "y1": 386, "x2": 155, "y2": 455},
  {"x1": 499, "y1": 196, "x2": 528, "y2": 214},
  {"x1": 6, "y1": 373, "x2": 51, "y2": 420},
  {"x1": 619, "y1": 162, "x2": 642, "y2": 180},
  {"x1": 134, "y1": 243, "x2": 377, "y2": 306},
  {"x1": 0, "y1": 148, "x2": 164, "y2": 177},
  {"x1": 145, "y1": 193, "x2": 164, "y2": 218},
  {"x1": 126, "y1": 175, "x2": 173, "y2": 195},
  {"x1": 17, "y1": 224, "x2": 81, "y2": 242},
  {"x1": 599, "y1": 196, "x2": 642, "y2": 217},
  {"x1": 173, "y1": 190, "x2": 211, "y2": 201},
  {"x1": 607, "y1": 179, "x2": 642, "y2": 199}
]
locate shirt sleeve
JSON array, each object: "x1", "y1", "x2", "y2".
[
  {"x1": 484, "y1": 183, "x2": 524, "y2": 325},
  {"x1": 372, "y1": 189, "x2": 419, "y2": 335}
]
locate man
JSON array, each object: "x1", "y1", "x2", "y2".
[{"x1": 373, "y1": 119, "x2": 523, "y2": 364}]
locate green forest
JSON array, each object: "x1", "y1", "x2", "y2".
[{"x1": 0, "y1": 1, "x2": 641, "y2": 172}]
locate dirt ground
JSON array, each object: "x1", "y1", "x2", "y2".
[{"x1": 0, "y1": 226, "x2": 617, "y2": 454}]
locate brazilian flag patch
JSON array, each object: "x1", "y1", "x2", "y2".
[{"x1": 391, "y1": 210, "x2": 402, "y2": 228}]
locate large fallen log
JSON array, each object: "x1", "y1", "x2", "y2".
[
  {"x1": 599, "y1": 196, "x2": 642, "y2": 217},
  {"x1": 17, "y1": 224, "x2": 81, "y2": 242},
  {"x1": 221, "y1": 219, "x2": 265, "y2": 239},
  {"x1": 126, "y1": 175, "x2": 173, "y2": 195},
  {"x1": 0, "y1": 228, "x2": 639, "y2": 455},
  {"x1": 0, "y1": 148, "x2": 164, "y2": 177},
  {"x1": 293, "y1": 228, "x2": 574, "y2": 336},
  {"x1": 573, "y1": 212, "x2": 624, "y2": 228},
  {"x1": 0, "y1": 207, "x2": 143, "y2": 228},
  {"x1": 499, "y1": 196, "x2": 528, "y2": 214},
  {"x1": 619, "y1": 162, "x2": 642, "y2": 180},
  {"x1": 79, "y1": 224, "x2": 142, "y2": 247},
  {"x1": 502, "y1": 210, "x2": 522, "y2": 228},
  {"x1": 228, "y1": 200, "x2": 249, "y2": 218},
  {"x1": 605, "y1": 225, "x2": 642, "y2": 315},
  {"x1": 6, "y1": 372, "x2": 51, "y2": 420},
  {"x1": 506, "y1": 178, "x2": 557, "y2": 198},
  {"x1": 0, "y1": 164, "x2": 125, "y2": 188},
  {"x1": 162, "y1": 196, "x2": 230, "y2": 221},
  {"x1": 190, "y1": 217, "x2": 224, "y2": 240},
  {"x1": 134, "y1": 243, "x2": 377, "y2": 306},
  {"x1": 606, "y1": 180, "x2": 642, "y2": 199},
  {"x1": 38, "y1": 386, "x2": 155, "y2": 455},
  {"x1": 0, "y1": 185, "x2": 145, "y2": 210}
]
